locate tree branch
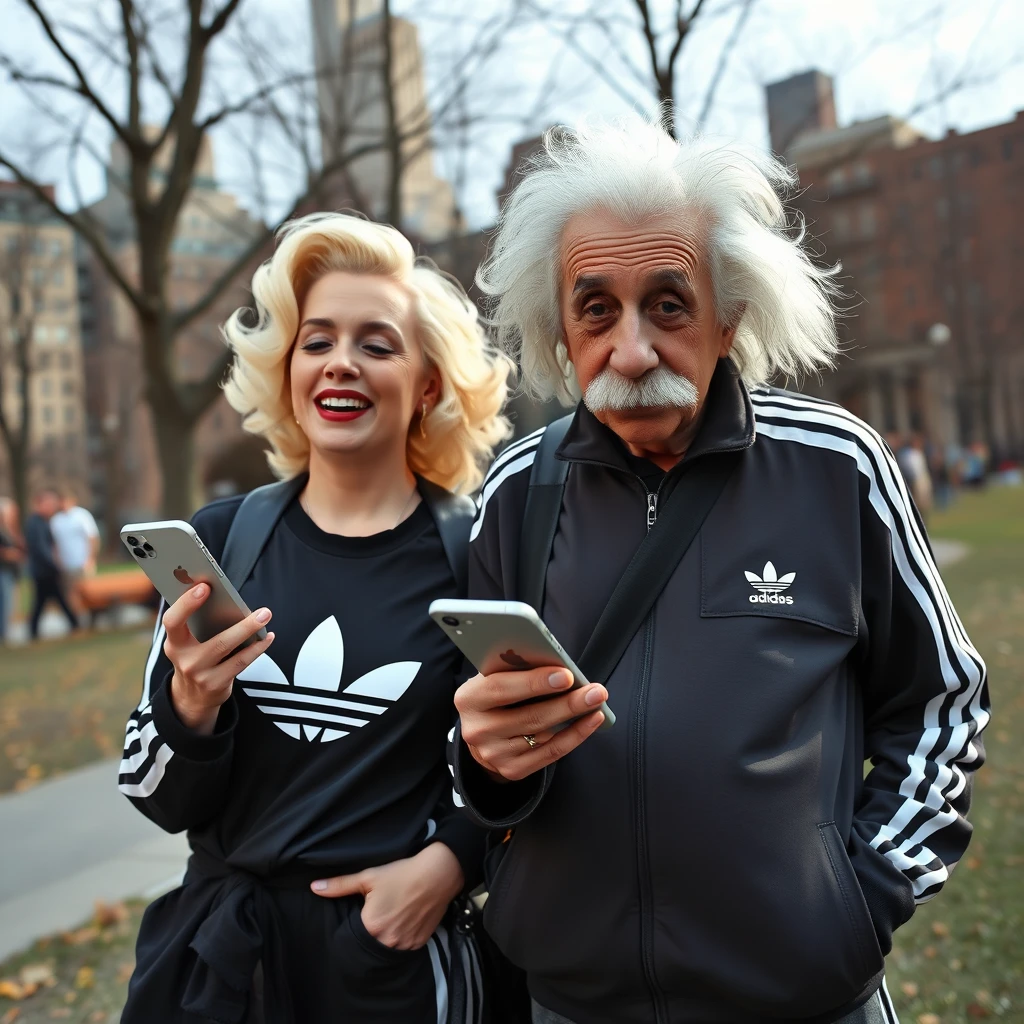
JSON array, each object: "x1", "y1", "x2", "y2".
[
  {"x1": 203, "y1": 0, "x2": 244, "y2": 41},
  {"x1": 0, "y1": 150, "x2": 144, "y2": 311},
  {"x1": 695, "y1": 0, "x2": 755, "y2": 127},
  {"x1": 19, "y1": 0, "x2": 138, "y2": 151}
]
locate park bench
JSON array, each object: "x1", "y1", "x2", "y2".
[{"x1": 76, "y1": 569, "x2": 159, "y2": 627}]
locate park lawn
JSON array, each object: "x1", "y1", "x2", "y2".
[
  {"x1": 0, "y1": 626, "x2": 154, "y2": 794},
  {"x1": 0, "y1": 900, "x2": 144, "y2": 1024},
  {"x1": 0, "y1": 486, "x2": 1021, "y2": 1023},
  {"x1": 884, "y1": 484, "x2": 1024, "y2": 1022}
]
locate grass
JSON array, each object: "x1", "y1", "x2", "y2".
[
  {"x1": 0, "y1": 901, "x2": 144, "y2": 1024},
  {"x1": 0, "y1": 486, "x2": 1021, "y2": 1023},
  {"x1": 884, "y1": 483, "x2": 1024, "y2": 1023},
  {"x1": 0, "y1": 626, "x2": 154, "y2": 794}
]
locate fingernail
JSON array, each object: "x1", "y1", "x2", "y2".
[
  {"x1": 312, "y1": 880, "x2": 327, "y2": 891},
  {"x1": 584, "y1": 686, "x2": 605, "y2": 706},
  {"x1": 192, "y1": 585, "x2": 205, "y2": 598},
  {"x1": 548, "y1": 671, "x2": 571, "y2": 688},
  {"x1": 255, "y1": 608, "x2": 272, "y2": 624}
]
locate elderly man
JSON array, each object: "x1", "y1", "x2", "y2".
[{"x1": 450, "y1": 118, "x2": 988, "y2": 1024}]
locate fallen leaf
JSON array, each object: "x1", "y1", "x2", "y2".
[
  {"x1": 924, "y1": 945, "x2": 938, "y2": 959},
  {"x1": 48, "y1": 1010, "x2": 71, "y2": 1019},
  {"x1": 967, "y1": 1003, "x2": 992, "y2": 1019},
  {"x1": 116, "y1": 961, "x2": 135, "y2": 984},
  {"x1": 0, "y1": 981, "x2": 26, "y2": 1000},
  {"x1": 89, "y1": 1012, "x2": 106, "y2": 1022},
  {"x1": 902, "y1": 982, "x2": 920, "y2": 998},
  {"x1": 966, "y1": 856, "x2": 982, "y2": 870},
  {"x1": 93, "y1": 900, "x2": 129, "y2": 927},
  {"x1": 74, "y1": 966, "x2": 94, "y2": 990},
  {"x1": 63, "y1": 991, "x2": 76, "y2": 1004},
  {"x1": 25, "y1": 765, "x2": 43, "y2": 780},
  {"x1": 931, "y1": 921, "x2": 950, "y2": 938},
  {"x1": 1, "y1": 1007, "x2": 21, "y2": 1023},
  {"x1": 61, "y1": 926, "x2": 99, "y2": 946},
  {"x1": 18, "y1": 964, "x2": 54, "y2": 989},
  {"x1": 917, "y1": 1015, "x2": 941, "y2": 1024}
]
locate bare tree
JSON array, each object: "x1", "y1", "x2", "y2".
[
  {"x1": 0, "y1": 0, "x2": 540, "y2": 519},
  {"x1": 0, "y1": 207, "x2": 60, "y2": 520}
]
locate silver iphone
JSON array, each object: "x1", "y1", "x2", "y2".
[
  {"x1": 120, "y1": 520, "x2": 267, "y2": 647},
  {"x1": 429, "y1": 598, "x2": 615, "y2": 728}
]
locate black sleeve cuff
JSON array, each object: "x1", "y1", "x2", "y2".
[
  {"x1": 848, "y1": 821, "x2": 917, "y2": 955},
  {"x1": 151, "y1": 674, "x2": 238, "y2": 763},
  {"x1": 451, "y1": 720, "x2": 552, "y2": 829},
  {"x1": 431, "y1": 815, "x2": 488, "y2": 892}
]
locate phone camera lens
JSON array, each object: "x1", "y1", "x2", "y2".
[
  {"x1": 142, "y1": 543, "x2": 156, "y2": 557},
  {"x1": 442, "y1": 616, "x2": 459, "y2": 627},
  {"x1": 126, "y1": 536, "x2": 139, "y2": 546},
  {"x1": 132, "y1": 546, "x2": 146, "y2": 559}
]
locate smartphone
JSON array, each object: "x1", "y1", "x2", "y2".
[
  {"x1": 120, "y1": 520, "x2": 267, "y2": 647},
  {"x1": 429, "y1": 598, "x2": 614, "y2": 728}
]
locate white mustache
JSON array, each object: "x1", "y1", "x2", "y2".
[{"x1": 583, "y1": 367, "x2": 700, "y2": 412}]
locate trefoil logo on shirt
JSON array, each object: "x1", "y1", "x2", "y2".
[
  {"x1": 745, "y1": 561, "x2": 796, "y2": 605},
  {"x1": 235, "y1": 616, "x2": 421, "y2": 743}
]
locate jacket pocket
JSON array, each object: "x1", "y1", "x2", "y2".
[
  {"x1": 347, "y1": 903, "x2": 419, "y2": 960},
  {"x1": 817, "y1": 821, "x2": 882, "y2": 980}
]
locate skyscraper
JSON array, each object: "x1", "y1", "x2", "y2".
[{"x1": 310, "y1": 0, "x2": 458, "y2": 241}]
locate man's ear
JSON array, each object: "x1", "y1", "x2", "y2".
[{"x1": 719, "y1": 302, "x2": 746, "y2": 358}]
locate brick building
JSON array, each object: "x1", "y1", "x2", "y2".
[
  {"x1": 0, "y1": 181, "x2": 88, "y2": 510},
  {"x1": 770, "y1": 71, "x2": 1024, "y2": 460}
]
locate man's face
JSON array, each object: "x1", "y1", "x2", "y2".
[{"x1": 559, "y1": 209, "x2": 737, "y2": 464}]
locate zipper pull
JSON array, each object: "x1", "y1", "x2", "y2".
[{"x1": 647, "y1": 492, "x2": 658, "y2": 530}]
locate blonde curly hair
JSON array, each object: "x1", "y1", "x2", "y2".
[{"x1": 222, "y1": 213, "x2": 512, "y2": 493}]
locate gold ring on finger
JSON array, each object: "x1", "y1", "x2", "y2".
[{"x1": 522, "y1": 734, "x2": 539, "y2": 749}]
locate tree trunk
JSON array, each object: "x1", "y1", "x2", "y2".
[
  {"x1": 151, "y1": 402, "x2": 198, "y2": 522},
  {"x1": 9, "y1": 442, "x2": 29, "y2": 526}
]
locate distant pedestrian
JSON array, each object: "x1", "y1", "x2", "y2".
[
  {"x1": 0, "y1": 496, "x2": 24, "y2": 644},
  {"x1": 24, "y1": 488, "x2": 78, "y2": 641},
  {"x1": 50, "y1": 488, "x2": 100, "y2": 614}
]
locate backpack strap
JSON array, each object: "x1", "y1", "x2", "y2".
[
  {"x1": 517, "y1": 414, "x2": 573, "y2": 613},
  {"x1": 219, "y1": 474, "x2": 307, "y2": 588},
  {"x1": 418, "y1": 476, "x2": 476, "y2": 596}
]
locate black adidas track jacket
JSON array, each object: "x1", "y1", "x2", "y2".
[{"x1": 451, "y1": 359, "x2": 989, "y2": 1024}]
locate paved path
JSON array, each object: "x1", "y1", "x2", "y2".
[{"x1": 0, "y1": 759, "x2": 188, "y2": 961}]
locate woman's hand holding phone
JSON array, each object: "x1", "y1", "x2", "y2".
[
  {"x1": 454, "y1": 667, "x2": 607, "y2": 782},
  {"x1": 162, "y1": 583, "x2": 276, "y2": 735}
]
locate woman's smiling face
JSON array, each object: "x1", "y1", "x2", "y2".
[{"x1": 289, "y1": 271, "x2": 439, "y2": 462}]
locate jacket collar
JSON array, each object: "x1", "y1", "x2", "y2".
[{"x1": 555, "y1": 357, "x2": 755, "y2": 473}]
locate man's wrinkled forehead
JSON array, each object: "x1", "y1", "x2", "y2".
[{"x1": 559, "y1": 209, "x2": 707, "y2": 293}]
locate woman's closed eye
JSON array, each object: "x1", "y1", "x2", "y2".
[{"x1": 300, "y1": 336, "x2": 333, "y2": 352}]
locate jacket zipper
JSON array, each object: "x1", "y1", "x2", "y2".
[{"x1": 634, "y1": 477, "x2": 669, "y2": 1023}]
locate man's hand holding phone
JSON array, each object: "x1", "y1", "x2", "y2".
[
  {"x1": 162, "y1": 583, "x2": 276, "y2": 735},
  {"x1": 454, "y1": 667, "x2": 607, "y2": 782}
]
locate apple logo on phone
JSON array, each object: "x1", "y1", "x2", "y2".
[
  {"x1": 173, "y1": 566, "x2": 195, "y2": 586},
  {"x1": 499, "y1": 650, "x2": 531, "y2": 670}
]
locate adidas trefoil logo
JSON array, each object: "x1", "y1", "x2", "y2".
[
  {"x1": 236, "y1": 616, "x2": 420, "y2": 743},
  {"x1": 744, "y1": 561, "x2": 796, "y2": 605}
]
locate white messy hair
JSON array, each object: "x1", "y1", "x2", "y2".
[{"x1": 476, "y1": 114, "x2": 841, "y2": 405}]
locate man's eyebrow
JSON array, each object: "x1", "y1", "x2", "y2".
[
  {"x1": 645, "y1": 268, "x2": 693, "y2": 292},
  {"x1": 571, "y1": 274, "x2": 608, "y2": 296},
  {"x1": 299, "y1": 317, "x2": 335, "y2": 330}
]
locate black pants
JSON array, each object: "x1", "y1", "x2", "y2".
[{"x1": 29, "y1": 575, "x2": 77, "y2": 639}]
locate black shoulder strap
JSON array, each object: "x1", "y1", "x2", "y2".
[
  {"x1": 577, "y1": 449, "x2": 742, "y2": 685},
  {"x1": 220, "y1": 475, "x2": 306, "y2": 588},
  {"x1": 418, "y1": 477, "x2": 476, "y2": 596},
  {"x1": 517, "y1": 414, "x2": 573, "y2": 612}
]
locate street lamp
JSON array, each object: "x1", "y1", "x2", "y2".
[{"x1": 927, "y1": 323, "x2": 952, "y2": 347}]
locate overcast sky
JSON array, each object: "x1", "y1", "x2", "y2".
[{"x1": 3, "y1": 0, "x2": 1022, "y2": 230}]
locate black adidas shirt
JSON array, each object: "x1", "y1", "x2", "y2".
[{"x1": 119, "y1": 494, "x2": 482, "y2": 880}]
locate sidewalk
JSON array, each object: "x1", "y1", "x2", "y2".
[{"x1": 0, "y1": 759, "x2": 188, "y2": 961}]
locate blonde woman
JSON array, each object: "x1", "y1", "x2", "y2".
[{"x1": 118, "y1": 213, "x2": 511, "y2": 1023}]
